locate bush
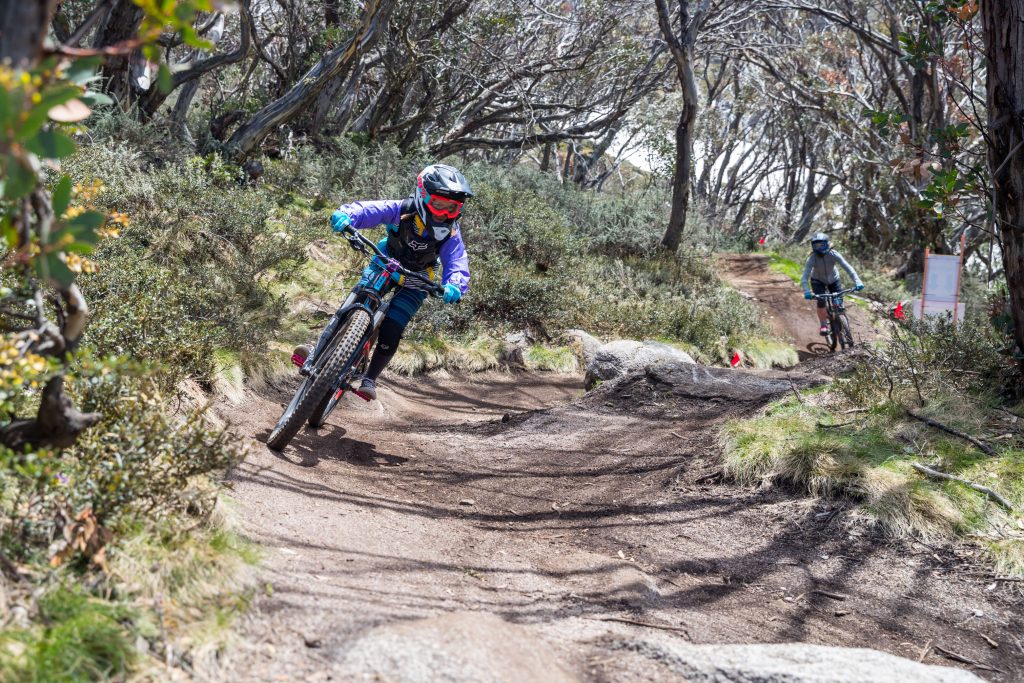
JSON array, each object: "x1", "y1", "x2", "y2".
[{"x1": 842, "y1": 315, "x2": 1019, "y2": 404}]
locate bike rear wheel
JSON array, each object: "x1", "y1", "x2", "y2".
[{"x1": 267, "y1": 309, "x2": 371, "y2": 451}]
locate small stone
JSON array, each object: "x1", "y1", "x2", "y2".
[
  {"x1": 459, "y1": 499, "x2": 475, "y2": 506},
  {"x1": 304, "y1": 636, "x2": 322, "y2": 649}
]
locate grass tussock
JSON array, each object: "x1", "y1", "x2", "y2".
[
  {"x1": 389, "y1": 336, "x2": 504, "y2": 375},
  {"x1": 740, "y1": 338, "x2": 799, "y2": 369},
  {"x1": 721, "y1": 393, "x2": 1024, "y2": 567},
  {"x1": 524, "y1": 345, "x2": 580, "y2": 373}
]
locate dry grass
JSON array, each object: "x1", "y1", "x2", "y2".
[{"x1": 720, "y1": 394, "x2": 1024, "y2": 569}]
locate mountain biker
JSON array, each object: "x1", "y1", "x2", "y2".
[
  {"x1": 800, "y1": 232, "x2": 864, "y2": 336},
  {"x1": 294, "y1": 164, "x2": 472, "y2": 401}
]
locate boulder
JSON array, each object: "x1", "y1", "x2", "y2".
[
  {"x1": 334, "y1": 611, "x2": 579, "y2": 683},
  {"x1": 642, "y1": 357, "x2": 826, "y2": 402},
  {"x1": 502, "y1": 330, "x2": 534, "y2": 369},
  {"x1": 610, "y1": 638, "x2": 985, "y2": 683},
  {"x1": 563, "y1": 329, "x2": 601, "y2": 366},
  {"x1": 585, "y1": 339, "x2": 696, "y2": 388}
]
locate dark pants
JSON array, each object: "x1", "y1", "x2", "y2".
[{"x1": 810, "y1": 280, "x2": 843, "y2": 310}]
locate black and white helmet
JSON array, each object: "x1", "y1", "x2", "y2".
[{"x1": 414, "y1": 164, "x2": 474, "y2": 224}]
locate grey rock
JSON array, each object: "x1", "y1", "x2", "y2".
[
  {"x1": 502, "y1": 330, "x2": 534, "y2": 368},
  {"x1": 334, "y1": 611, "x2": 580, "y2": 683},
  {"x1": 586, "y1": 339, "x2": 696, "y2": 389},
  {"x1": 613, "y1": 639, "x2": 984, "y2": 683},
  {"x1": 563, "y1": 329, "x2": 601, "y2": 365},
  {"x1": 643, "y1": 358, "x2": 826, "y2": 402}
]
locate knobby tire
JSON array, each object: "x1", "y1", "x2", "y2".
[
  {"x1": 308, "y1": 331, "x2": 372, "y2": 427},
  {"x1": 837, "y1": 313, "x2": 854, "y2": 349},
  {"x1": 266, "y1": 309, "x2": 371, "y2": 451}
]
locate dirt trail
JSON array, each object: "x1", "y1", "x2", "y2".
[
  {"x1": 719, "y1": 253, "x2": 877, "y2": 360},
  {"x1": 212, "y1": 256, "x2": 1022, "y2": 682}
]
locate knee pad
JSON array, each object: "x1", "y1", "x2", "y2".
[{"x1": 376, "y1": 317, "x2": 404, "y2": 353}]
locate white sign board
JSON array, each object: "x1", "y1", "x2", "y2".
[
  {"x1": 916, "y1": 250, "x2": 965, "y2": 323},
  {"x1": 911, "y1": 298, "x2": 965, "y2": 321}
]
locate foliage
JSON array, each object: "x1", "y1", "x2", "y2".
[
  {"x1": 0, "y1": 587, "x2": 136, "y2": 682},
  {"x1": 721, "y1": 392, "x2": 1022, "y2": 558},
  {"x1": 722, "y1": 315, "x2": 1024, "y2": 572}
]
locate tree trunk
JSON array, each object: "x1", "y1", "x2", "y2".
[
  {"x1": 982, "y1": 0, "x2": 1024, "y2": 362},
  {"x1": 661, "y1": 98, "x2": 697, "y2": 251},
  {"x1": 95, "y1": 0, "x2": 144, "y2": 103},
  {"x1": 654, "y1": 0, "x2": 709, "y2": 253},
  {"x1": 226, "y1": 0, "x2": 395, "y2": 160},
  {"x1": 0, "y1": 0, "x2": 58, "y2": 65}
]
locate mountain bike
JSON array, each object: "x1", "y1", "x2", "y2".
[
  {"x1": 815, "y1": 288, "x2": 856, "y2": 353},
  {"x1": 266, "y1": 227, "x2": 443, "y2": 451}
]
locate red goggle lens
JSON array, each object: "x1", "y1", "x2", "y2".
[{"x1": 426, "y1": 195, "x2": 463, "y2": 219}]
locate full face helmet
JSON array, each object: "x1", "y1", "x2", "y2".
[
  {"x1": 809, "y1": 232, "x2": 831, "y2": 254},
  {"x1": 413, "y1": 164, "x2": 474, "y2": 238}
]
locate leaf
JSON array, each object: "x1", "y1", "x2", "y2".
[
  {"x1": 80, "y1": 90, "x2": 114, "y2": 107},
  {"x1": 62, "y1": 56, "x2": 104, "y2": 86},
  {"x1": 48, "y1": 98, "x2": 92, "y2": 123},
  {"x1": 37, "y1": 251, "x2": 74, "y2": 287},
  {"x1": 26, "y1": 129, "x2": 76, "y2": 159},
  {"x1": 157, "y1": 63, "x2": 173, "y2": 93},
  {"x1": 52, "y1": 175, "x2": 72, "y2": 217},
  {"x1": 16, "y1": 85, "x2": 82, "y2": 140},
  {"x1": 2, "y1": 155, "x2": 36, "y2": 200},
  {"x1": 66, "y1": 210, "x2": 105, "y2": 233}
]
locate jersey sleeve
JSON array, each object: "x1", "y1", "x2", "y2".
[
  {"x1": 336, "y1": 200, "x2": 402, "y2": 231},
  {"x1": 832, "y1": 250, "x2": 863, "y2": 287},
  {"x1": 800, "y1": 254, "x2": 814, "y2": 292},
  {"x1": 439, "y1": 228, "x2": 470, "y2": 294}
]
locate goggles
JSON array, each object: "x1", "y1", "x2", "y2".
[{"x1": 426, "y1": 194, "x2": 463, "y2": 219}]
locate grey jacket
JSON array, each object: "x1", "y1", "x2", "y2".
[{"x1": 801, "y1": 249, "x2": 863, "y2": 291}]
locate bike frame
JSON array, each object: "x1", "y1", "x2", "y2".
[
  {"x1": 814, "y1": 287, "x2": 856, "y2": 318},
  {"x1": 303, "y1": 229, "x2": 442, "y2": 396},
  {"x1": 814, "y1": 287, "x2": 856, "y2": 351}
]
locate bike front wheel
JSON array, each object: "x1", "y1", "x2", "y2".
[
  {"x1": 267, "y1": 309, "x2": 371, "y2": 451},
  {"x1": 836, "y1": 313, "x2": 854, "y2": 349}
]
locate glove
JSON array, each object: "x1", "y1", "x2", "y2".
[
  {"x1": 854, "y1": 283, "x2": 865, "y2": 291},
  {"x1": 804, "y1": 291, "x2": 814, "y2": 300},
  {"x1": 330, "y1": 210, "x2": 352, "y2": 232},
  {"x1": 443, "y1": 283, "x2": 463, "y2": 304}
]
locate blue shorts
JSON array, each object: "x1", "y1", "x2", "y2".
[{"x1": 357, "y1": 240, "x2": 428, "y2": 330}]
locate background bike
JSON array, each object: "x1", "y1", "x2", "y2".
[
  {"x1": 815, "y1": 288, "x2": 856, "y2": 353},
  {"x1": 266, "y1": 227, "x2": 443, "y2": 451}
]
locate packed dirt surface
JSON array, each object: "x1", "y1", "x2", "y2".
[
  {"x1": 209, "y1": 253, "x2": 1020, "y2": 681},
  {"x1": 215, "y1": 360, "x2": 1024, "y2": 681},
  {"x1": 718, "y1": 253, "x2": 877, "y2": 360}
]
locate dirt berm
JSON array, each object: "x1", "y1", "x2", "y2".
[{"x1": 216, "y1": 357, "x2": 1023, "y2": 681}]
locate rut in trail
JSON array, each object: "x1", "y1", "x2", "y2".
[{"x1": 213, "y1": 353, "x2": 1022, "y2": 681}]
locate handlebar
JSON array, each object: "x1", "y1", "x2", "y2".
[
  {"x1": 813, "y1": 288, "x2": 857, "y2": 299},
  {"x1": 338, "y1": 226, "x2": 445, "y2": 297}
]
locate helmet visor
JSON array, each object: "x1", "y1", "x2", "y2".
[
  {"x1": 811, "y1": 240, "x2": 829, "y2": 253},
  {"x1": 426, "y1": 195, "x2": 463, "y2": 219}
]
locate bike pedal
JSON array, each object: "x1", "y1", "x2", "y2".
[
  {"x1": 353, "y1": 390, "x2": 372, "y2": 402},
  {"x1": 291, "y1": 353, "x2": 306, "y2": 369}
]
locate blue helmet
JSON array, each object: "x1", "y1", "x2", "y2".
[{"x1": 810, "y1": 232, "x2": 830, "y2": 254}]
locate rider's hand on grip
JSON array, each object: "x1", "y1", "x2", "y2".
[
  {"x1": 804, "y1": 291, "x2": 814, "y2": 300},
  {"x1": 330, "y1": 210, "x2": 352, "y2": 233},
  {"x1": 442, "y1": 283, "x2": 463, "y2": 304}
]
